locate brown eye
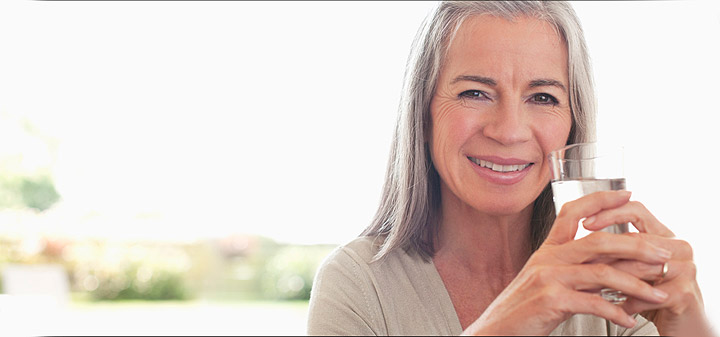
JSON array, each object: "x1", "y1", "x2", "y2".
[
  {"x1": 459, "y1": 90, "x2": 490, "y2": 100},
  {"x1": 531, "y1": 93, "x2": 559, "y2": 105}
]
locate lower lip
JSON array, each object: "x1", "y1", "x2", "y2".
[{"x1": 468, "y1": 158, "x2": 533, "y2": 185}]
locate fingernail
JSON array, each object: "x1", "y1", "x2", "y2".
[
  {"x1": 583, "y1": 216, "x2": 596, "y2": 227},
  {"x1": 619, "y1": 190, "x2": 632, "y2": 198},
  {"x1": 653, "y1": 288, "x2": 669, "y2": 301},
  {"x1": 656, "y1": 248, "x2": 672, "y2": 260}
]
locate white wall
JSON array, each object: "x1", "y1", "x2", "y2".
[{"x1": 574, "y1": 2, "x2": 720, "y2": 328}]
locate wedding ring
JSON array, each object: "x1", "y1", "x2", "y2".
[{"x1": 659, "y1": 261, "x2": 669, "y2": 280}]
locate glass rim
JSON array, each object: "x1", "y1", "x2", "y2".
[{"x1": 548, "y1": 142, "x2": 624, "y2": 162}]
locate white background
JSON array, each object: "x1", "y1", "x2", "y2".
[{"x1": 0, "y1": 0, "x2": 718, "y2": 330}]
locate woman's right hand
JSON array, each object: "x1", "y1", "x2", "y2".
[{"x1": 463, "y1": 190, "x2": 672, "y2": 336}]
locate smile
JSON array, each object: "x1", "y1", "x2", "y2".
[{"x1": 467, "y1": 157, "x2": 532, "y2": 173}]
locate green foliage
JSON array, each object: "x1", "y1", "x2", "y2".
[
  {"x1": 85, "y1": 263, "x2": 188, "y2": 301},
  {"x1": 66, "y1": 241, "x2": 193, "y2": 301},
  {"x1": 20, "y1": 176, "x2": 61, "y2": 211},
  {"x1": 0, "y1": 113, "x2": 61, "y2": 212},
  {"x1": 0, "y1": 174, "x2": 60, "y2": 212},
  {"x1": 0, "y1": 235, "x2": 337, "y2": 302}
]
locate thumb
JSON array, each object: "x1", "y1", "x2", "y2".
[{"x1": 543, "y1": 190, "x2": 632, "y2": 246}]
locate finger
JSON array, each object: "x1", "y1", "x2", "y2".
[
  {"x1": 557, "y1": 231, "x2": 672, "y2": 265},
  {"x1": 558, "y1": 288, "x2": 638, "y2": 329},
  {"x1": 630, "y1": 234, "x2": 693, "y2": 261},
  {"x1": 585, "y1": 234, "x2": 693, "y2": 263},
  {"x1": 621, "y1": 261, "x2": 701, "y2": 316},
  {"x1": 556, "y1": 264, "x2": 668, "y2": 304},
  {"x1": 651, "y1": 260, "x2": 695, "y2": 286},
  {"x1": 608, "y1": 260, "x2": 666, "y2": 282},
  {"x1": 583, "y1": 201, "x2": 675, "y2": 237},
  {"x1": 545, "y1": 190, "x2": 632, "y2": 245}
]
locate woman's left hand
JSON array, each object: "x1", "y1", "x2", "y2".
[{"x1": 582, "y1": 199, "x2": 713, "y2": 337}]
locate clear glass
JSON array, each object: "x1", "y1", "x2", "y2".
[{"x1": 548, "y1": 142, "x2": 628, "y2": 304}]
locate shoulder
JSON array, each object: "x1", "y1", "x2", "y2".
[
  {"x1": 310, "y1": 236, "x2": 394, "y2": 303},
  {"x1": 335, "y1": 236, "x2": 384, "y2": 265},
  {"x1": 313, "y1": 236, "x2": 382, "y2": 281},
  {"x1": 310, "y1": 236, "x2": 461, "y2": 335},
  {"x1": 316, "y1": 236, "x2": 430, "y2": 288},
  {"x1": 307, "y1": 236, "x2": 387, "y2": 335},
  {"x1": 308, "y1": 236, "x2": 451, "y2": 335}
]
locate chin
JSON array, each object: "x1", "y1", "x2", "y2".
[{"x1": 473, "y1": 197, "x2": 534, "y2": 216}]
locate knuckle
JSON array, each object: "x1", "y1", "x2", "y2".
[
  {"x1": 592, "y1": 264, "x2": 611, "y2": 279},
  {"x1": 537, "y1": 284, "x2": 564, "y2": 309},
  {"x1": 536, "y1": 266, "x2": 557, "y2": 285},
  {"x1": 682, "y1": 284, "x2": 696, "y2": 300},
  {"x1": 677, "y1": 240, "x2": 694, "y2": 259},
  {"x1": 557, "y1": 202, "x2": 575, "y2": 219},
  {"x1": 629, "y1": 200, "x2": 646, "y2": 209},
  {"x1": 668, "y1": 301, "x2": 689, "y2": 316},
  {"x1": 672, "y1": 285, "x2": 697, "y2": 314},
  {"x1": 630, "y1": 260, "x2": 654, "y2": 276},
  {"x1": 525, "y1": 265, "x2": 549, "y2": 286},
  {"x1": 545, "y1": 284, "x2": 564, "y2": 299}
]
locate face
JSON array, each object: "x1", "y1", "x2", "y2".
[{"x1": 429, "y1": 15, "x2": 572, "y2": 217}]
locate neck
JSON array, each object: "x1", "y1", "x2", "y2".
[{"x1": 433, "y1": 184, "x2": 534, "y2": 279}]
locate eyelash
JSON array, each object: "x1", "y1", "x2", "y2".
[
  {"x1": 458, "y1": 90, "x2": 491, "y2": 101},
  {"x1": 530, "y1": 93, "x2": 559, "y2": 106},
  {"x1": 458, "y1": 90, "x2": 559, "y2": 106}
]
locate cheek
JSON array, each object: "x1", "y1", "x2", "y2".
[
  {"x1": 430, "y1": 103, "x2": 477, "y2": 162},
  {"x1": 534, "y1": 112, "x2": 573, "y2": 158}
]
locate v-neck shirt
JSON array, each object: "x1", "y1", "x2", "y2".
[{"x1": 307, "y1": 236, "x2": 658, "y2": 336}]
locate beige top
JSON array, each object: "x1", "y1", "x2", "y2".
[{"x1": 307, "y1": 236, "x2": 658, "y2": 336}]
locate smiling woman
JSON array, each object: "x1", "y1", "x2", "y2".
[
  {"x1": 429, "y1": 15, "x2": 572, "y2": 220},
  {"x1": 0, "y1": 0, "x2": 716, "y2": 335},
  {"x1": 307, "y1": 1, "x2": 713, "y2": 336}
]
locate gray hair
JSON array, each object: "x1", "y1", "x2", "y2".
[{"x1": 361, "y1": 1, "x2": 597, "y2": 261}]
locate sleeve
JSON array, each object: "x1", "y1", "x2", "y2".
[{"x1": 306, "y1": 247, "x2": 386, "y2": 336}]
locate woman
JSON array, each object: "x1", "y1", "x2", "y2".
[{"x1": 307, "y1": 1, "x2": 711, "y2": 335}]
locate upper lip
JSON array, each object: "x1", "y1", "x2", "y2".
[{"x1": 466, "y1": 155, "x2": 534, "y2": 165}]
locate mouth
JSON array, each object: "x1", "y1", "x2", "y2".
[{"x1": 467, "y1": 156, "x2": 533, "y2": 173}]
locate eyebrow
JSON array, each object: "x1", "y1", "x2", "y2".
[
  {"x1": 450, "y1": 75, "x2": 497, "y2": 86},
  {"x1": 451, "y1": 75, "x2": 567, "y2": 93},
  {"x1": 529, "y1": 79, "x2": 567, "y2": 93}
]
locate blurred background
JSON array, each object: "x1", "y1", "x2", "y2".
[{"x1": 0, "y1": 1, "x2": 717, "y2": 335}]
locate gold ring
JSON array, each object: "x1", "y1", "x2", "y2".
[{"x1": 660, "y1": 261, "x2": 669, "y2": 280}]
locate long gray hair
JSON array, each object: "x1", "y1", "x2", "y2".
[{"x1": 361, "y1": 1, "x2": 597, "y2": 261}]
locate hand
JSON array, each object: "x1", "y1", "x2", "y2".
[
  {"x1": 582, "y1": 199, "x2": 712, "y2": 337},
  {"x1": 464, "y1": 191, "x2": 671, "y2": 336}
]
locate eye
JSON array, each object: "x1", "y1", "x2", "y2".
[
  {"x1": 458, "y1": 90, "x2": 491, "y2": 100},
  {"x1": 530, "y1": 93, "x2": 559, "y2": 105}
]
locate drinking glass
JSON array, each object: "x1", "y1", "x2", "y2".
[{"x1": 548, "y1": 142, "x2": 628, "y2": 304}]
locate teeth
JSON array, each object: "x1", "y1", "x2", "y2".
[{"x1": 470, "y1": 157, "x2": 530, "y2": 173}]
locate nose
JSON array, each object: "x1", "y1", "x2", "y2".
[{"x1": 481, "y1": 101, "x2": 532, "y2": 145}]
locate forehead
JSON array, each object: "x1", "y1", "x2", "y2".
[{"x1": 443, "y1": 15, "x2": 568, "y2": 82}]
